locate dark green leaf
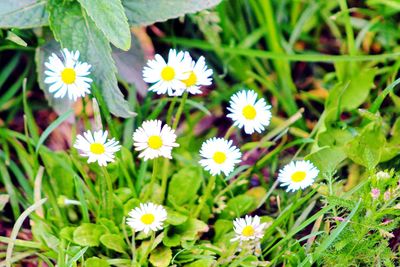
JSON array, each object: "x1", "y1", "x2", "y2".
[
  {"x1": 122, "y1": 0, "x2": 222, "y2": 26},
  {"x1": 77, "y1": 0, "x2": 131, "y2": 50},
  {"x1": 0, "y1": 0, "x2": 48, "y2": 29},
  {"x1": 47, "y1": 0, "x2": 134, "y2": 118}
]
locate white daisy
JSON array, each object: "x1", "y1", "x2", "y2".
[
  {"x1": 126, "y1": 202, "x2": 167, "y2": 235},
  {"x1": 227, "y1": 90, "x2": 272, "y2": 134},
  {"x1": 74, "y1": 130, "x2": 121, "y2": 166},
  {"x1": 44, "y1": 48, "x2": 92, "y2": 101},
  {"x1": 278, "y1": 160, "x2": 319, "y2": 192},
  {"x1": 173, "y1": 52, "x2": 213, "y2": 96},
  {"x1": 199, "y1": 137, "x2": 242, "y2": 176},
  {"x1": 142, "y1": 49, "x2": 191, "y2": 96},
  {"x1": 132, "y1": 120, "x2": 179, "y2": 161},
  {"x1": 231, "y1": 215, "x2": 266, "y2": 242}
]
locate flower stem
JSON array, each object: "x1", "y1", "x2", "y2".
[
  {"x1": 172, "y1": 91, "x2": 188, "y2": 130},
  {"x1": 139, "y1": 232, "x2": 155, "y2": 265},
  {"x1": 145, "y1": 158, "x2": 159, "y2": 201},
  {"x1": 101, "y1": 166, "x2": 114, "y2": 217},
  {"x1": 194, "y1": 175, "x2": 216, "y2": 218},
  {"x1": 224, "y1": 125, "x2": 236, "y2": 139}
]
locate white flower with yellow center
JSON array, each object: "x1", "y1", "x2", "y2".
[
  {"x1": 143, "y1": 49, "x2": 191, "y2": 96},
  {"x1": 174, "y1": 52, "x2": 213, "y2": 96},
  {"x1": 74, "y1": 130, "x2": 121, "y2": 166},
  {"x1": 227, "y1": 90, "x2": 272, "y2": 134},
  {"x1": 278, "y1": 160, "x2": 319, "y2": 192},
  {"x1": 199, "y1": 137, "x2": 242, "y2": 176},
  {"x1": 126, "y1": 202, "x2": 167, "y2": 235},
  {"x1": 44, "y1": 48, "x2": 92, "y2": 101},
  {"x1": 133, "y1": 120, "x2": 179, "y2": 161},
  {"x1": 231, "y1": 215, "x2": 266, "y2": 242}
]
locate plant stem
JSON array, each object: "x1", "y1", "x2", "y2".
[
  {"x1": 101, "y1": 167, "x2": 114, "y2": 217},
  {"x1": 194, "y1": 175, "x2": 216, "y2": 218},
  {"x1": 139, "y1": 232, "x2": 155, "y2": 265},
  {"x1": 224, "y1": 125, "x2": 236, "y2": 139},
  {"x1": 172, "y1": 91, "x2": 188, "y2": 130},
  {"x1": 145, "y1": 158, "x2": 159, "y2": 201}
]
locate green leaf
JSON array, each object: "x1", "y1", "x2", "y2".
[
  {"x1": 175, "y1": 218, "x2": 209, "y2": 241},
  {"x1": 167, "y1": 167, "x2": 202, "y2": 206},
  {"x1": 98, "y1": 218, "x2": 119, "y2": 234},
  {"x1": 99, "y1": 234, "x2": 126, "y2": 253},
  {"x1": 213, "y1": 219, "x2": 232, "y2": 242},
  {"x1": 122, "y1": 0, "x2": 222, "y2": 26},
  {"x1": 306, "y1": 147, "x2": 347, "y2": 175},
  {"x1": 220, "y1": 195, "x2": 255, "y2": 219},
  {"x1": 60, "y1": 227, "x2": 76, "y2": 242},
  {"x1": 0, "y1": 0, "x2": 48, "y2": 29},
  {"x1": 327, "y1": 68, "x2": 377, "y2": 111},
  {"x1": 73, "y1": 223, "x2": 106, "y2": 247},
  {"x1": 85, "y1": 257, "x2": 110, "y2": 267},
  {"x1": 185, "y1": 259, "x2": 217, "y2": 267},
  {"x1": 77, "y1": 0, "x2": 130, "y2": 50},
  {"x1": 165, "y1": 208, "x2": 188, "y2": 226},
  {"x1": 344, "y1": 123, "x2": 385, "y2": 169},
  {"x1": 47, "y1": 0, "x2": 134, "y2": 118},
  {"x1": 149, "y1": 246, "x2": 172, "y2": 267}
]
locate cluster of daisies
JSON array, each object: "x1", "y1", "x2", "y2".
[{"x1": 44, "y1": 48, "x2": 320, "y2": 247}]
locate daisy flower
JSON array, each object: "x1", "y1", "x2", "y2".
[
  {"x1": 74, "y1": 130, "x2": 121, "y2": 166},
  {"x1": 278, "y1": 160, "x2": 319, "y2": 192},
  {"x1": 227, "y1": 90, "x2": 272, "y2": 134},
  {"x1": 143, "y1": 49, "x2": 191, "y2": 96},
  {"x1": 199, "y1": 137, "x2": 242, "y2": 176},
  {"x1": 44, "y1": 48, "x2": 92, "y2": 101},
  {"x1": 132, "y1": 120, "x2": 179, "y2": 161},
  {"x1": 126, "y1": 202, "x2": 167, "y2": 235},
  {"x1": 231, "y1": 215, "x2": 266, "y2": 242},
  {"x1": 174, "y1": 52, "x2": 213, "y2": 96}
]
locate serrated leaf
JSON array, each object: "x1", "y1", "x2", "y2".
[
  {"x1": 73, "y1": 223, "x2": 106, "y2": 247},
  {"x1": 77, "y1": 0, "x2": 131, "y2": 50},
  {"x1": 99, "y1": 234, "x2": 127, "y2": 253},
  {"x1": 122, "y1": 0, "x2": 222, "y2": 26},
  {"x1": 47, "y1": 0, "x2": 134, "y2": 118},
  {"x1": 0, "y1": 0, "x2": 48, "y2": 29}
]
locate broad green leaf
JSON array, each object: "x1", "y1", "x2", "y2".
[
  {"x1": 73, "y1": 223, "x2": 106, "y2": 247},
  {"x1": 167, "y1": 166, "x2": 202, "y2": 206},
  {"x1": 0, "y1": 0, "x2": 48, "y2": 29},
  {"x1": 77, "y1": 0, "x2": 131, "y2": 50},
  {"x1": 98, "y1": 218, "x2": 119, "y2": 234},
  {"x1": 99, "y1": 234, "x2": 126, "y2": 253},
  {"x1": 327, "y1": 68, "x2": 377, "y2": 111},
  {"x1": 220, "y1": 195, "x2": 255, "y2": 219},
  {"x1": 185, "y1": 259, "x2": 217, "y2": 267},
  {"x1": 175, "y1": 218, "x2": 209, "y2": 241},
  {"x1": 47, "y1": 0, "x2": 134, "y2": 118},
  {"x1": 165, "y1": 208, "x2": 188, "y2": 226},
  {"x1": 122, "y1": 0, "x2": 222, "y2": 26},
  {"x1": 213, "y1": 219, "x2": 232, "y2": 242},
  {"x1": 149, "y1": 246, "x2": 172, "y2": 267},
  {"x1": 306, "y1": 147, "x2": 347, "y2": 175},
  {"x1": 162, "y1": 229, "x2": 181, "y2": 247},
  {"x1": 344, "y1": 123, "x2": 385, "y2": 169},
  {"x1": 85, "y1": 257, "x2": 110, "y2": 267},
  {"x1": 60, "y1": 227, "x2": 76, "y2": 242}
]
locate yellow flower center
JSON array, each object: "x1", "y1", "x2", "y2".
[
  {"x1": 242, "y1": 105, "x2": 257, "y2": 120},
  {"x1": 140, "y1": 213, "x2": 155, "y2": 225},
  {"x1": 242, "y1": 225, "x2": 255, "y2": 237},
  {"x1": 161, "y1": 66, "x2": 175, "y2": 81},
  {"x1": 90, "y1": 143, "x2": 105, "y2": 155},
  {"x1": 213, "y1": 151, "x2": 226, "y2": 164},
  {"x1": 182, "y1": 71, "x2": 197, "y2": 87},
  {"x1": 291, "y1": 171, "x2": 306, "y2": 182},
  {"x1": 61, "y1": 68, "x2": 76, "y2": 84},
  {"x1": 148, "y1": 135, "x2": 163, "y2": 149}
]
